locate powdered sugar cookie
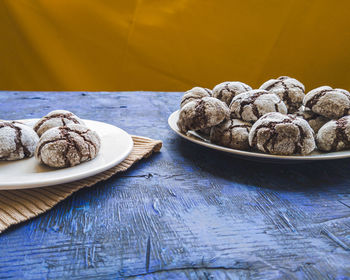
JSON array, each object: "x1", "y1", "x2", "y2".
[
  {"x1": 177, "y1": 97, "x2": 229, "y2": 133},
  {"x1": 316, "y1": 116, "x2": 350, "y2": 152},
  {"x1": 0, "y1": 121, "x2": 39, "y2": 160},
  {"x1": 212, "y1": 81, "x2": 252, "y2": 106},
  {"x1": 34, "y1": 110, "x2": 85, "y2": 136},
  {"x1": 249, "y1": 112, "x2": 315, "y2": 155},
  {"x1": 303, "y1": 86, "x2": 350, "y2": 119},
  {"x1": 180, "y1": 87, "x2": 212, "y2": 108},
  {"x1": 260, "y1": 76, "x2": 305, "y2": 113},
  {"x1": 210, "y1": 119, "x2": 251, "y2": 150},
  {"x1": 35, "y1": 124, "x2": 100, "y2": 168},
  {"x1": 230, "y1": 90, "x2": 287, "y2": 122},
  {"x1": 294, "y1": 109, "x2": 329, "y2": 133}
]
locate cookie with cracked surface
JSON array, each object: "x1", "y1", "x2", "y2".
[
  {"x1": 294, "y1": 109, "x2": 329, "y2": 133},
  {"x1": 249, "y1": 112, "x2": 315, "y2": 155},
  {"x1": 34, "y1": 110, "x2": 85, "y2": 137},
  {"x1": 210, "y1": 119, "x2": 252, "y2": 150},
  {"x1": 212, "y1": 81, "x2": 252, "y2": 106},
  {"x1": 259, "y1": 76, "x2": 305, "y2": 113},
  {"x1": 0, "y1": 121, "x2": 39, "y2": 160},
  {"x1": 230, "y1": 90, "x2": 287, "y2": 122},
  {"x1": 35, "y1": 124, "x2": 101, "y2": 168},
  {"x1": 316, "y1": 116, "x2": 350, "y2": 152},
  {"x1": 180, "y1": 87, "x2": 212, "y2": 108},
  {"x1": 303, "y1": 86, "x2": 350, "y2": 119},
  {"x1": 177, "y1": 97, "x2": 229, "y2": 133}
]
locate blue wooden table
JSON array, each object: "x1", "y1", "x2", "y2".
[{"x1": 0, "y1": 91, "x2": 350, "y2": 279}]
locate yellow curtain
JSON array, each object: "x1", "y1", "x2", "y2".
[{"x1": 1, "y1": 0, "x2": 350, "y2": 91}]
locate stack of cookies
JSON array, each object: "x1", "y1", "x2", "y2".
[
  {"x1": 0, "y1": 110, "x2": 101, "y2": 168},
  {"x1": 177, "y1": 77, "x2": 350, "y2": 156}
]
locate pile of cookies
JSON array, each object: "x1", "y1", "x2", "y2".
[
  {"x1": 177, "y1": 77, "x2": 350, "y2": 155},
  {"x1": 0, "y1": 110, "x2": 101, "y2": 167}
]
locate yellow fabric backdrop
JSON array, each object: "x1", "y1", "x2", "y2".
[{"x1": 1, "y1": 0, "x2": 350, "y2": 91}]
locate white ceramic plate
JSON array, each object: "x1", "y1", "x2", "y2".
[
  {"x1": 168, "y1": 110, "x2": 350, "y2": 162},
  {"x1": 0, "y1": 119, "x2": 133, "y2": 190}
]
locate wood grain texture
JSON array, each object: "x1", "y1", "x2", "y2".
[
  {"x1": 0, "y1": 135, "x2": 162, "y2": 233},
  {"x1": 0, "y1": 91, "x2": 350, "y2": 279}
]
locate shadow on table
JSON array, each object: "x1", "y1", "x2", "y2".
[{"x1": 174, "y1": 138, "x2": 350, "y2": 192}]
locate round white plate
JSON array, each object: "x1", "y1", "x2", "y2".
[
  {"x1": 168, "y1": 110, "x2": 350, "y2": 162},
  {"x1": 0, "y1": 119, "x2": 133, "y2": 190}
]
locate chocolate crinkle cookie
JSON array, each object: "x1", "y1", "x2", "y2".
[
  {"x1": 177, "y1": 97, "x2": 229, "y2": 133},
  {"x1": 259, "y1": 76, "x2": 305, "y2": 113},
  {"x1": 212, "y1": 81, "x2": 252, "y2": 106},
  {"x1": 35, "y1": 124, "x2": 101, "y2": 168},
  {"x1": 316, "y1": 116, "x2": 350, "y2": 152},
  {"x1": 0, "y1": 121, "x2": 39, "y2": 160},
  {"x1": 34, "y1": 110, "x2": 85, "y2": 137},
  {"x1": 210, "y1": 119, "x2": 252, "y2": 150},
  {"x1": 229, "y1": 89, "x2": 287, "y2": 122},
  {"x1": 294, "y1": 108, "x2": 329, "y2": 133},
  {"x1": 303, "y1": 86, "x2": 350, "y2": 119},
  {"x1": 180, "y1": 87, "x2": 212, "y2": 108},
  {"x1": 249, "y1": 112, "x2": 315, "y2": 155}
]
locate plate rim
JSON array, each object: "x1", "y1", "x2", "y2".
[
  {"x1": 0, "y1": 119, "x2": 133, "y2": 189},
  {"x1": 168, "y1": 110, "x2": 350, "y2": 161}
]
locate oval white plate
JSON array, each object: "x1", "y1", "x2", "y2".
[
  {"x1": 168, "y1": 110, "x2": 350, "y2": 162},
  {"x1": 0, "y1": 119, "x2": 133, "y2": 190}
]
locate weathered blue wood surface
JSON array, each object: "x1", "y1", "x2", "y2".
[{"x1": 0, "y1": 91, "x2": 350, "y2": 280}]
